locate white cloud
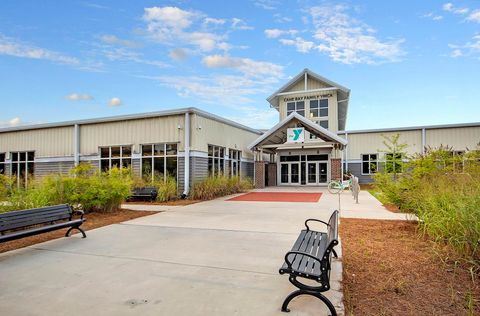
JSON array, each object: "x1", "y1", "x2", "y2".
[
  {"x1": 467, "y1": 10, "x2": 480, "y2": 23},
  {"x1": 442, "y1": 3, "x2": 469, "y2": 15},
  {"x1": 231, "y1": 18, "x2": 254, "y2": 30},
  {"x1": 65, "y1": 93, "x2": 94, "y2": 101},
  {"x1": 142, "y1": 6, "x2": 226, "y2": 52},
  {"x1": 449, "y1": 35, "x2": 480, "y2": 57},
  {"x1": 279, "y1": 37, "x2": 314, "y2": 53},
  {"x1": 422, "y1": 12, "x2": 443, "y2": 21},
  {"x1": 264, "y1": 28, "x2": 298, "y2": 38},
  {"x1": 202, "y1": 55, "x2": 283, "y2": 77},
  {"x1": 0, "y1": 117, "x2": 22, "y2": 128},
  {"x1": 145, "y1": 74, "x2": 279, "y2": 105},
  {"x1": 169, "y1": 48, "x2": 188, "y2": 61},
  {"x1": 0, "y1": 34, "x2": 79, "y2": 65},
  {"x1": 204, "y1": 17, "x2": 226, "y2": 25},
  {"x1": 225, "y1": 107, "x2": 278, "y2": 128},
  {"x1": 254, "y1": 0, "x2": 278, "y2": 11},
  {"x1": 102, "y1": 47, "x2": 169, "y2": 68},
  {"x1": 100, "y1": 34, "x2": 139, "y2": 48},
  {"x1": 109, "y1": 97, "x2": 122, "y2": 106},
  {"x1": 307, "y1": 4, "x2": 404, "y2": 64}
]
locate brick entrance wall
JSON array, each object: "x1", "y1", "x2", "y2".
[
  {"x1": 267, "y1": 163, "x2": 277, "y2": 186},
  {"x1": 331, "y1": 158, "x2": 341, "y2": 180},
  {"x1": 255, "y1": 161, "x2": 265, "y2": 188}
]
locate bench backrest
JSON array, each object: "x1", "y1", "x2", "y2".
[
  {"x1": 325, "y1": 210, "x2": 339, "y2": 262},
  {"x1": 132, "y1": 187, "x2": 157, "y2": 195},
  {"x1": 0, "y1": 204, "x2": 72, "y2": 233}
]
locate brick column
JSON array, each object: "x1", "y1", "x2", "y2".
[
  {"x1": 267, "y1": 163, "x2": 277, "y2": 186},
  {"x1": 255, "y1": 161, "x2": 265, "y2": 188},
  {"x1": 331, "y1": 158, "x2": 341, "y2": 181}
]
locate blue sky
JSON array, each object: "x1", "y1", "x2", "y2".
[{"x1": 0, "y1": 0, "x2": 479, "y2": 130}]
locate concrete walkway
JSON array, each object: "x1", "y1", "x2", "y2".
[{"x1": 0, "y1": 189, "x2": 347, "y2": 316}]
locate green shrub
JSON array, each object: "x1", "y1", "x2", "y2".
[
  {"x1": 190, "y1": 175, "x2": 253, "y2": 200},
  {"x1": 0, "y1": 174, "x2": 15, "y2": 201},
  {"x1": 156, "y1": 176, "x2": 178, "y2": 202},
  {"x1": 0, "y1": 163, "x2": 132, "y2": 213},
  {"x1": 372, "y1": 147, "x2": 480, "y2": 266}
]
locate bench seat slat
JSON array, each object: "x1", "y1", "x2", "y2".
[
  {"x1": 0, "y1": 219, "x2": 84, "y2": 243},
  {"x1": 0, "y1": 211, "x2": 71, "y2": 228},
  {"x1": 0, "y1": 204, "x2": 69, "y2": 218},
  {"x1": 1, "y1": 214, "x2": 72, "y2": 232},
  {"x1": 0, "y1": 208, "x2": 70, "y2": 221}
]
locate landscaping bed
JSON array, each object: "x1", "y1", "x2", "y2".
[
  {"x1": 341, "y1": 218, "x2": 479, "y2": 315},
  {"x1": 0, "y1": 209, "x2": 157, "y2": 254}
]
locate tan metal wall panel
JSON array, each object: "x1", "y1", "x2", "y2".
[
  {"x1": 426, "y1": 127, "x2": 480, "y2": 150},
  {"x1": 289, "y1": 79, "x2": 306, "y2": 92},
  {"x1": 0, "y1": 126, "x2": 73, "y2": 157},
  {"x1": 190, "y1": 114, "x2": 259, "y2": 159},
  {"x1": 80, "y1": 115, "x2": 185, "y2": 155},
  {"x1": 346, "y1": 130, "x2": 423, "y2": 160},
  {"x1": 307, "y1": 75, "x2": 329, "y2": 90}
]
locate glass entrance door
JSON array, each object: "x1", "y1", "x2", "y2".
[
  {"x1": 290, "y1": 163, "x2": 300, "y2": 184},
  {"x1": 306, "y1": 161, "x2": 329, "y2": 185},
  {"x1": 307, "y1": 162, "x2": 317, "y2": 184}
]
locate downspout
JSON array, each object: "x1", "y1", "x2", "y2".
[
  {"x1": 345, "y1": 132, "x2": 349, "y2": 173},
  {"x1": 421, "y1": 128, "x2": 426, "y2": 154},
  {"x1": 183, "y1": 112, "x2": 191, "y2": 197},
  {"x1": 74, "y1": 124, "x2": 80, "y2": 166}
]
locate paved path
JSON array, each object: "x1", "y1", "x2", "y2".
[{"x1": 0, "y1": 190, "x2": 346, "y2": 316}]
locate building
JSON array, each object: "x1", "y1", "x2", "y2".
[{"x1": 0, "y1": 68, "x2": 479, "y2": 192}]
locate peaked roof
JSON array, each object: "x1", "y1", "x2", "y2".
[
  {"x1": 267, "y1": 68, "x2": 351, "y2": 131},
  {"x1": 248, "y1": 112, "x2": 348, "y2": 151}
]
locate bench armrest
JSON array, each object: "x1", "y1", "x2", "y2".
[
  {"x1": 284, "y1": 251, "x2": 322, "y2": 269},
  {"x1": 304, "y1": 219, "x2": 329, "y2": 231},
  {"x1": 73, "y1": 209, "x2": 85, "y2": 220}
]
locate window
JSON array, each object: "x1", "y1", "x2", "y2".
[
  {"x1": 141, "y1": 143, "x2": 177, "y2": 182},
  {"x1": 385, "y1": 153, "x2": 403, "y2": 174},
  {"x1": 0, "y1": 153, "x2": 5, "y2": 174},
  {"x1": 318, "y1": 120, "x2": 329, "y2": 129},
  {"x1": 11, "y1": 151, "x2": 34, "y2": 187},
  {"x1": 309, "y1": 99, "x2": 328, "y2": 118},
  {"x1": 286, "y1": 101, "x2": 305, "y2": 116},
  {"x1": 99, "y1": 146, "x2": 132, "y2": 171},
  {"x1": 229, "y1": 149, "x2": 241, "y2": 177},
  {"x1": 208, "y1": 145, "x2": 225, "y2": 176},
  {"x1": 361, "y1": 154, "x2": 378, "y2": 175}
]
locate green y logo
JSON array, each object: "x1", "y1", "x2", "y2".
[{"x1": 293, "y1": 129, "x2": 302, "y2": 141}]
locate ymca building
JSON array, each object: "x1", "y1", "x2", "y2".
[{"x1": 0, "y1": 69, "x2": 479, "y2": 194}]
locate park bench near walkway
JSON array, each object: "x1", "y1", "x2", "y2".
[
  {"x1": 129, "y1": 186, "x2": 158, "y2": 202},
  {"x1": 0, "y1": 204, "x2": 86, "y2": 243},
  {"x1": 279, "y1": 210, "x2": 339, "y2": 315}
]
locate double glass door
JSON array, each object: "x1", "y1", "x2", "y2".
[
  {"x1": 280, "y1": 154, "x2": 329, "y2": 185},
  {"x1": 307, "y1": 162, "x2": 328, "y2": 185}
]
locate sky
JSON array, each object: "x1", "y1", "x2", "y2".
[{"x1": 0, "y1": 0, "x2": 479, "y2": 130}]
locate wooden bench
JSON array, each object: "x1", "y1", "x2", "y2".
[
  {"x1": 279, "y1": 210, "x2": 339, "y2": 315},
  {"x1": 130, "y1": 187, "x2": 158, "y2": 201},
  {"x1": 0, "y1": 204, "x2": 86, "y2": 243}
]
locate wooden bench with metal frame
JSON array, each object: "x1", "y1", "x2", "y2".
[
  {"x1": 0, "y1": 204, "x2": 86, "y2": 243},
  {"x1": 129, "y1": 186, "x2": 158, "y2": 202},
  {"x1": 279, "y1": 210, "x2": 339, "y2": 315}
]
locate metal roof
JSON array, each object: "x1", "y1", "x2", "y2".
[
  {"x1": 248, "y1": 112, "x2": 348, "y2": 150},
  {"x1": 0, "y1": 107, "x2": 263, "y2": 135},
  {"x1": 338, "y1": 121, "x2": 480, "y2": 135}
]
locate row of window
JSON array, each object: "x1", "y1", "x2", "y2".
[
  {"x1": 207, "y1": 145, "x2": 242, "y2": 177},
  {"x1": 287, "y1": 99, "x2": 329, "y2": 129},
  {"x1": 361, "y1": 153, "x2": 403, "y2": 175},
  {"x1": 0, "y1": 151, "x2": 35, "y2": 187}
]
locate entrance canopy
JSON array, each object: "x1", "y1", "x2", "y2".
[{"x1": 249, "y1": 112, "x2": 347, "y2": 154}]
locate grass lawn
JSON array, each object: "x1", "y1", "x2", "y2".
[{"x1": 341, "y1": 218, "x2": 479, "y2": 315}]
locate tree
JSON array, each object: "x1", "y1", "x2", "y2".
[{"x1": 378, "y1": 134, "x2": 408, "y2": 180}]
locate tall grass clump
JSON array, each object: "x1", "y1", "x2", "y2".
[
  {"x1": 190, "y1": 175, "x2": 253, "y2": 200},
  {"x1": 373, "y1": 146, "x2": 480, "y2": 266},
  {"x1": 0, "y1": 163, "x2": 132, "y2": 213}
]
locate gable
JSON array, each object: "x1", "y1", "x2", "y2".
[{"x1": 283, "y1": 74, "x2": 333, "y2": 94}]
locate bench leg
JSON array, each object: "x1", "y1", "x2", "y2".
[
  {"x1": 281, "y1": 289, "x2": 337, "y2": 315},
  {"x1": 65, "y1": 226, "x2": 87, "y2": 238}
]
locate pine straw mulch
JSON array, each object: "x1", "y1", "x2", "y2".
[
  {"x1": 0, "y1": 209, "x2": 157, "y2": 254},
  {"x1": 341, "y1": 219, "x2": 479, "y2": 316}
]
